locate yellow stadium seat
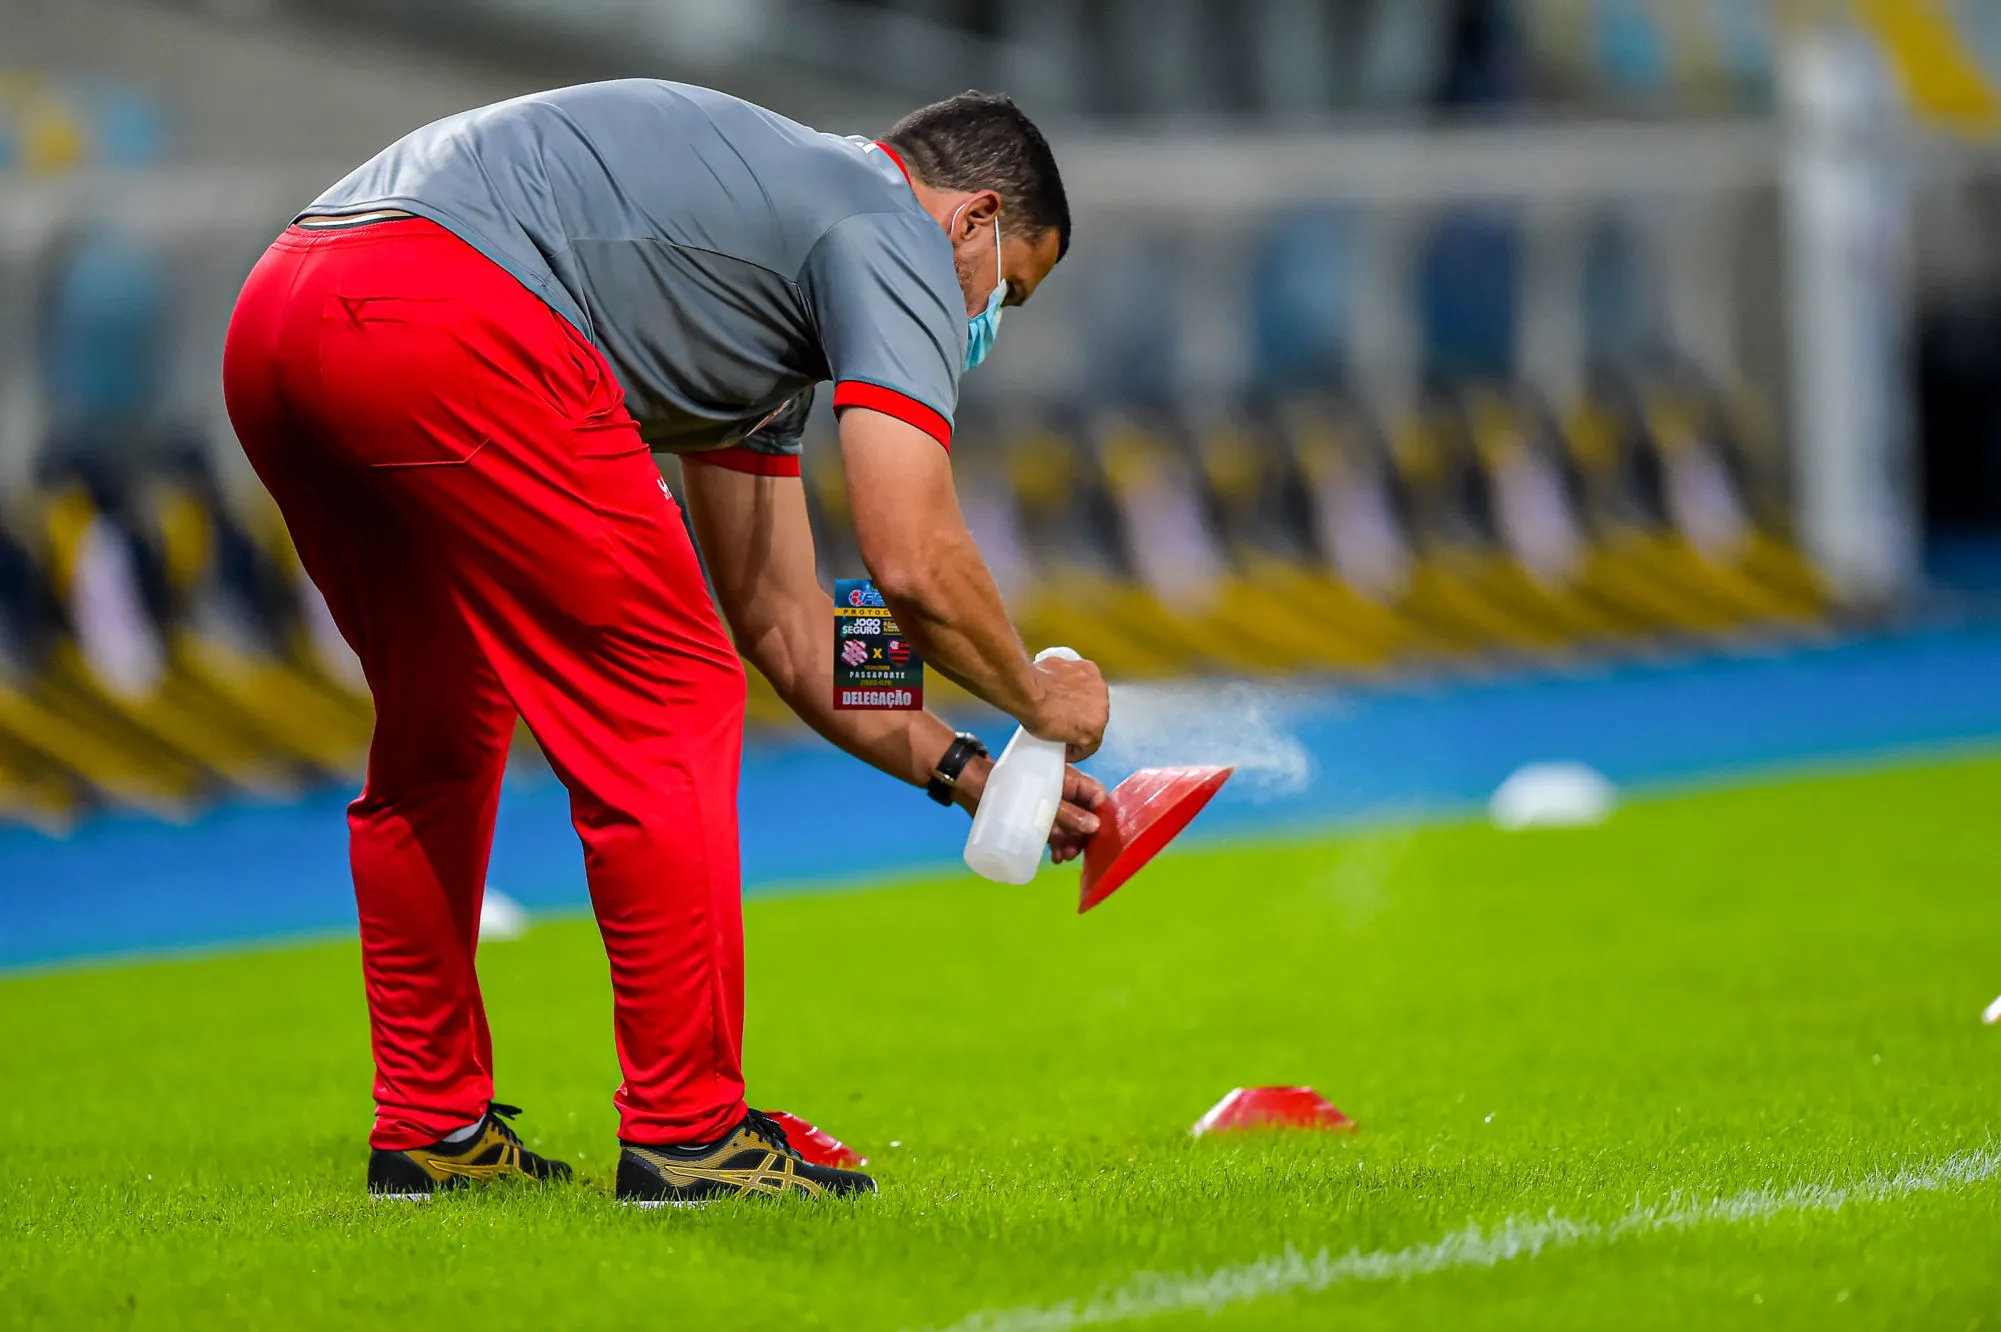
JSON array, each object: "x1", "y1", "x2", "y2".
[
  {"x1": 37, "y1": 481, "x2": 298, "y2": 793},
  {"x1": 146, "y1": 480, "x2": 371, "y2": 775}
]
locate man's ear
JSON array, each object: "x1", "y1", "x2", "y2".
[{"x1": 954, "y1": 190, "x2": 1002, "y2": 240}]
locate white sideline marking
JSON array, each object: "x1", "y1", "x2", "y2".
[{"x1": 940, "y1": 1148, "x2": 2001, "y2": 1332}]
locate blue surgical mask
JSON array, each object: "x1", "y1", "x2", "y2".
[{"x1": 964, "y1": 218, "x2": 1006, "y2": 372}]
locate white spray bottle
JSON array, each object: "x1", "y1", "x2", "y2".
[{"x1": 963, "y1": 647, "x2": 1080, "y2": 885}]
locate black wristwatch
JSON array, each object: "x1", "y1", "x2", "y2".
[{"x1": 927, "y1": 732, "x2": 989, "y2": 806}]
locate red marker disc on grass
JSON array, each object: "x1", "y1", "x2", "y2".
[
  {"x1": 763, "y1": 1111, "x2": 867, "y2": 1168},
  {"x1": 1191, "y1": 1086, "x2": 1357, "y2": 1135},
  {"x1": 1078, "y1": 765, "x2": 1233, "y2": 913}
]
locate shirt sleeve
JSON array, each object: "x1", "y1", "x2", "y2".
[
  {"x1": 681, "y1": 389, "x2": 813, "y2": 478},
  {"x1": 801, "y1": 212, "x2": 963, "y2": 451}
]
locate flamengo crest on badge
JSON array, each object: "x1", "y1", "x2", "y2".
[{"x1": 833, "y1": 578, "x2": 923, "y2": 710}]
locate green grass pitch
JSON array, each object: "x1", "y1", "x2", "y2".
[{"x1": 6, "y1": 751, "x2": 2001, "y2": 1329}]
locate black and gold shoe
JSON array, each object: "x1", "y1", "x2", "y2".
[
  {"x1": 366, "y1": 1102, "x2": 574, "y2": 1199},
  {"x1": 616, "y1": 1108, "x2": 877, "y2": 1207}
]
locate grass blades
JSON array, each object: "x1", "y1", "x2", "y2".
[{"x1": 5, "y1": 752, "x2": 2001, "y2": 1329}]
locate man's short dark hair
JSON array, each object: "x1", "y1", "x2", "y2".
[{"x1": 885, "y1": 92, "x2": 1071, "y2": 262}]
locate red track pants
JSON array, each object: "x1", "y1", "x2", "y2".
[{"x1": 223, "y1": 219, "x2": 748, "y2": 1149}]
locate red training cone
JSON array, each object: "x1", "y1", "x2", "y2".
[
  {"x1": 1190, "y1": 1086, "x2": 1358, "y2": 1135},
  {"x1": 764, "y1": 1111, "x2": 867, "y2": 1168},
  {"x1": 1078, "y1": 765, "x2": 1233, "y2": 913}
]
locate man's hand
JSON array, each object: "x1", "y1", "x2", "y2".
[
  {"x1": 954, "y1": 757, "x2": 1107, "y2": 865},
  {"x1": 1026, "y1": 655, "x2": 1110, "y2": 762}
]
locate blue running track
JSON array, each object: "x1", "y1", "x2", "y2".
[{"x1": 5, "y1": 624, "x2": 2000, "y2": 970}]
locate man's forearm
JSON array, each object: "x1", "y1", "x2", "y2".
[
  {"x1": 746, "y1": 594, "x2": 1115, "y2": 859},
  {"x1": 680, "y1": 454, "x2": 1097, "y2": 841},
  {"x1": 683, "y1": 456, "x2": 976, "y2": 790},
  {"x1": 839, "y1": 409, "x2": 1046, "y2": 725},
  {"x1": 868, "y1": 528, "x2": 1047, "y2": 724}
]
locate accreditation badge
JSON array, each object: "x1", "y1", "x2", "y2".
[{"x1": 833, "y1": 579, "x2": 924, "y2": 710}]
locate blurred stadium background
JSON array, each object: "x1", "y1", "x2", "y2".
[{"x1": 4, "y1": 0, "x2": 2001, "y2": 945}]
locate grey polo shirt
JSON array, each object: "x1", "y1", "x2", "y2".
[{"x1": 303, "y1": 79, "x2": 966, "y2": 474}]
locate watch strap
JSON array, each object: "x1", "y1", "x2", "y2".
[{"x1": 927, "y1": 732, "x2": 989, "y2": 806}]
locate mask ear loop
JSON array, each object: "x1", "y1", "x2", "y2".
[
  {"x1": 993, "y1": 217, "x2": 1005, "y2": 294},
  {"x1": 953, "y1": 202, "x2": 1008, "y2": 310}
]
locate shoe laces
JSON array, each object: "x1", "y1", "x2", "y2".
[
  {"x1": 743, "y1": 1108, "x2": 803, "y2": 1161},
  {"x1": 486, "y1": 1102, "x2": 527, "y2": 1150}
]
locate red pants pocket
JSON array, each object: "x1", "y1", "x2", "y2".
[{"x1": 316, "y1": 294, "x2": 491, "y2": 468}]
